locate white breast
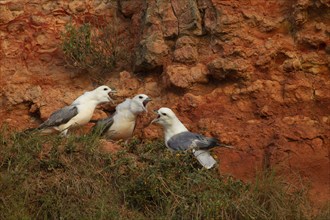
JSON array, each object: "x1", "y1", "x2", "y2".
[
  {"x1": 106, "y1": 109, "x2": 137, "y2": 140},
  {"x1": 164, "y1": 119, "x2": 189, "y2": 144}
]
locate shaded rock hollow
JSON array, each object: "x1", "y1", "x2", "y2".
[{"x1": 0, "y1": 0, "x2": 329, "y2": 208}]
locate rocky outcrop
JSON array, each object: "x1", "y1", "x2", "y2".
[
  {"x1": 208, "y1": 57, "x2": 250, "y2": 80},
  {"x1": 165, "y1": 63, "x2": 209, "y2": 88},
  {"x1": 0, "y1": 0, "x2": 329, "y2": 208},
  {"x1": 173, "y1": 36, "x2": 198, "y2": 64},
  {"x1": 134, "y1": 32, "x2": 169, "y2": 71}
]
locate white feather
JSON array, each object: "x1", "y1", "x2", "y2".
[
  {"x1": 104, "y1": 94, "x2": 150, "y2": 140},
  {"x1": 156, "y1": 107, "x2": 218, "y2": 169}
]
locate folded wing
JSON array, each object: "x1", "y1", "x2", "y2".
[
  {"x1": 167, "y1": 131, "x2": 218, "y2": 151},
  {"x1": 92, "y1": 116, "x2": 115, "y2": 135},
  {"x1": 39, "y1": 105, "x2": 78, "y2": 129}
]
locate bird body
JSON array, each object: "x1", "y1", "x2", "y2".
[
  {"x1": 107, "y1": 108, "x2": 138, "y2": 140},
  {"x1": 152, "y1": 107, "x2": 232, "y2": 169},
  {"x1": 36, "y1": 85, "x2": 114, "y2": 135},
  {"x1": 57, "y1": 103, "x2": 96, "y2": 131},
  {"x1": 167, "y1": 132, "x2": 219, "y2": 151},
  {"x1": 163, "y1": 118, "x2": 188, "y2": 145},
  {"x1": 93, "y1": 94, "x2": 151, "y2": 140}
]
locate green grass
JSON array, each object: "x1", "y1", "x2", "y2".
[
  {"x1": 0, "y1": 128, "x2": 328, "y2": 219},
  {"x1": 61, "y1": 19, "x2": 131, "y2": 74}
]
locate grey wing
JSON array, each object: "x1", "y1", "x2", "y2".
[
  {"x1": 38, "y1": 105, "x2": 78, "y2": 129},
  {"x1": 167, "y1": 132, "x2": 218, "y2": 151},
  {"x1": 92, "y1": 116, "x2": 114, "y2": 136}
]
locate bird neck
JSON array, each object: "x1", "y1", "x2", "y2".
[
  {"x1": 75, "y1": 101, "x2": 98, "y2": 114},
  {"x1": 164, "y1": 118, "x2": 188, "y2": 142},
  {"x1": 129, "y1": 100, "x2": 145, "y2": 115},
  {"x1": 72, "y1": 92, "x2": 98, "y2": 106}
]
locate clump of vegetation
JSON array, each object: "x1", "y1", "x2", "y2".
[
  {"x1": 61, "y1": 18, "x2": 130, "y2": 73},
  {"x1": 0, "y1": 127, "x2": 328, "y2": 219},
  {"x1": 0, "y1": 129, "x2": 143, "y2": 219},
  {"x1": 111, "y1": 140, "x2": 314, "y2": 219}
]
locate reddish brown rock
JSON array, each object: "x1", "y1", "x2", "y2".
[
  {"x1": 3, "y1": 84, "x2": 42, "y2": 105},
  {"x1": 171, "y1": 0, "x2": 203, "y2": 35},
  {"x1": 0, "y1": 0, "x2": 329, "y2": 210},
  {"x1": 174, "y1": 46, "x2": 198, "y2": 64},
  {"x1": 134, "y1": 32, "x2": 169, "y2": 71},
  {"x1": 116, "y1": 71, "x2": 141, "y2": 97},
  {"x1": 68, "y1": 1, "x2": 86, "y2": 13},
  {"x1": 118, "y1": 0, "x2": 143, "y2": 18},
  {"x1": 165, "y1": 63, "x2": 209, "y2": 89},
  {"x1": 158, "y1": 0, "x2": 178, "y2": 38},
  {"x1": 173, "y1": 36, "x2": 198, "y2": 64},
  {"x1": 208, "y1": 57, "x2": 250, "y2": 80}
]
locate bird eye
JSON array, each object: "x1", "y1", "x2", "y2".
[
  {"x1": 162, "y1": 113, "x2": 167, "y2": 116},
  {"x1": 139, "y1": 96, "x2": 143, "y2": 99},
  {"x1": 103, "y1": 88, "x2": 108, "y2": 91}
]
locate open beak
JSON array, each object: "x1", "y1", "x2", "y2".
[
  {"x1": 107, "y1": 96, "x2": 115, "y2": 104},
  {"x1": 143, "y1": 97, "x2": 152, "y2": 107},
  {"x1": 107, "y1": 89, "x2": 116, "y2": 104},
  {"x1": 151, "y1": 112, "x2": 160, "y2": 124},
  {"x1": 142, "y1": 97, "x2": 152, "y2": 112},
  {"x1": 109, "y1": 88, "x2": 117, "y2": 94}
]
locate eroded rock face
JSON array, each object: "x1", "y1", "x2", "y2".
[
  {"x1": 134, "y1": 32, "x2": 169, "y2": 71},
  {"x1": 0, "y1": 0, "x2": 329, "y2": 208},
  {"x1": 208, "y1": 57, "x2": 251, "y2": 80},
  {"x1": 173, "y1": 36, "x2": 198, "y2": 64},
  {"x1": 165, "y1": 63, "x2": 209, "y2": 88}
]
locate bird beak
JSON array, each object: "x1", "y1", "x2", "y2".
[
  {"x1": 107, "y1": 96, "x2": 115, "y2": 104},
  {"x1": 143, "y1": 97, "x2": 152, "y2": 112},
  {"x1": 151, "y1": 113, "x2": 160, "y2": 124},
  {"x1": 106, "y1": 89, "x2": 116, "y2": 103},
  {"x1": 144, "y1": 97, "x2": 152, "y2": 104}
]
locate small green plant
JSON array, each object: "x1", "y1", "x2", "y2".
[
  {"x1": 61, "y1": 18, "x2": 130, "y2": 73},
  {"x1": 0, "y1": 128, "x2": 328, "y2": 219}
]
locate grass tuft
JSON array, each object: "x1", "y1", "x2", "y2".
[
  {"x1": 61, "y1": 18, "x2": 131, "y2": 74},
  {"x1": 0, "y1": 128, "x2": 328, "y2": 219}
]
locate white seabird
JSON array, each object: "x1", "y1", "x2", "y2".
[
  {"x1": 151, "y1": 107, "x2": 233, "y2": 169},
  {"x1": 34, "y1": 85, "x2": 115, "y2": 135},
  {"x1": 92, "y1": 94, "x2": 152, "y2": 140}
]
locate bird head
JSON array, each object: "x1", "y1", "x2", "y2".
[
  {"x1": 130, "y1": 94, "x2": 152, "y2": 113},
  {"x1": 92, "y1": 85, "x2": 116, "y2": 104},
  {"x1": 151, "y1": 107, "x2": 178, "y2": 127}
]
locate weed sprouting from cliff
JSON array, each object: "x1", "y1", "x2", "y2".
[
  {"x1": 0, "y1": 128, "x2": 325, "y2": 219},
  {"x1": 61, "y1": 18, "x2": 131, "y2": 74}
]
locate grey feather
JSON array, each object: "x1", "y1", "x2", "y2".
[
  {"x1": 92, "y1": 116, "x2": 114, "y2": 135},
  {"x1": 167, "y1": 132, "x2": 219, "y2": 151},
  {"x1": 38, "y1": 105, "x2": 78, "y2": 129}
]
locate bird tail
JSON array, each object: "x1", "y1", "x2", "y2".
[
  {"x1": 193, "y1": 150, "x2": 217, "y2": 169},
  {"x1": 23, "y1": 127, "x2": 37, "y2": 133},
  {"x1": 218, "y1": 143, "x2": 234, "y2": 149},
  {"x1": 23, "y1": 120, "x2": 52, "y2": 133},
  {"x1": 211, "y1": 137, "x2": 234, "y2": 149},
  {"x1": 90, "y1": 117, "x2": 113, "y2": 136},
  {"x1": 19, "y1": 127, "x2": 44, "y2": 136},
  {"x1": 22, "y1": 127, "x2": 41, "y2": 134}
]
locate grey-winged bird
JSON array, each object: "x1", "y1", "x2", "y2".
[
  {"x1": 92, "y1": 94, "x2": 152, "y2": 140},
  {"x1": 32, "y1": 85, "x2": 115, "y2": 136},
  {"x1": 152, "y1": 107, "x2": 233, "y2": 169}
]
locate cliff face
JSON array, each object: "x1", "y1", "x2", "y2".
[{"x1": 0, "y1": 0, "x2": 329, "y2": 206}]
